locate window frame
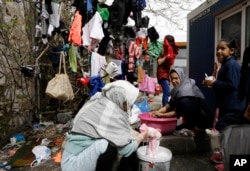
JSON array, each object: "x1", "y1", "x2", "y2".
[{"x1": 215, "y1": 1, "x2": 250, "y2": 63}]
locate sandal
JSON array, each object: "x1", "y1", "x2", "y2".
[
  {"x1": 210, "y1": 152, "x2": 223, "y2": 164},
  {"x1": 173, "y1": 128, "x2": 194, "y2": 137}
]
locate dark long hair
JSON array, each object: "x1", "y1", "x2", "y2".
[
  {"x1": 164, "y1": 35, "x2": 179, "y2": 55},
  {"x1": 219, "y1": 39, "x2": 237, "y2": 57}
]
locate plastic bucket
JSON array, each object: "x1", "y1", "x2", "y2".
[{"x1": 137, "y1": 146, "x2": 172, "y2": 171}]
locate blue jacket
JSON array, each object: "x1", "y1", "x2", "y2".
[{"x1": 213, "y1": 56, "x2": 246, "y2": 112}]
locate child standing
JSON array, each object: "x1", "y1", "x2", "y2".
[
  {"x1": 156, "y1": 35, "x2": 178, "y2": 106},
  {"x1": 202, "y1": 39, "x2": 246, "y2": 171}
]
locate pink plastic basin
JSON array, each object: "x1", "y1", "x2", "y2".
[{"x1": 139, "y1": 113, "x2": 178, "y2": 135}]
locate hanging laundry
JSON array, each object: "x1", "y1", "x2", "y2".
[
  {"x1": 68, "y1": 11, "x2": 82, "y2": 46},
  {"x1": 68, "y1": 44, "x2": 80, "y2": 73},
  {"x1": 98, "y1": 0, "x2": 114, "y2": 6},
  {"x1": 86, "y1": 0, "x2": 93, "y2": 13},
  {"x1": 147, "y1": 40, "x2": 163, "y2": 59},
  {"x1": 110, "y1": 58, "x2": 122, "y2": 76},
  {"x1": 128, "y1": 41, "x2": 141, "y2": 72},
  {"x1": 137, "y1": 65, "x2": 144, "y2": 83},
  {"x1": 89, "y1": 76, "x2": 105, "y2": 96},
  {"x1": 48, "y1": 0, "x2": 62, "y2": 36},
  {"x1": 82, "y1": 12, "x2": 104, "y2": 47},
  {"x1": 90, "y1": 52, "x2": 107, "y2": 77},
  {"x1": 136, "y1": 28, "x2": 148, "y2": 50},
  {"x1": 138, "y1": 70, "x2": 157, "y2": 94}
]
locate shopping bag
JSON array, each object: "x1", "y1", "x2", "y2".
[{"x1": 45, "y1": 52, "x2": 74, "y2": 101}]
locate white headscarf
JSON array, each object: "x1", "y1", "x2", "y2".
[
  {"x1": 72, "y1": 80, "x2": 139, "y2": 147},
  {"x1": 102, "y1": 80, "x2": 139, "y2": 110}
]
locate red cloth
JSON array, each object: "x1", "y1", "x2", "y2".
[
  {"x1": 68, "y1": 11, "x2": 82, "y2": 46},
  {"x1": 157, "y1": 39, "x2": 178, "y2": 81},
  {"x1": 136, "y1": 37, "x2": 148, "y2": 50}
]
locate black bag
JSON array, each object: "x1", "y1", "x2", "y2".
[
  {"x1": 147, "y1": 26, "x2": 159, "y2": 41},
  {"x1": 141, "y1": 16, "x2": 150, "y2": 28},
  {"x1": 21, "y1": 65, "x2": 34, "y2": 77}
]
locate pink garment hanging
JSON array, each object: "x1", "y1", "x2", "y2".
[{"x1": 138, "y1": 71, "x2": 157, "y2": 94}]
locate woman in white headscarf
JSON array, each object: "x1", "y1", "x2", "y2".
[
  {"x1": 151, "y1": 67, "x2": 214, "y2": 132},
  {"x1": 61, "y1": 80, "x2": 148, "y2": 171}
]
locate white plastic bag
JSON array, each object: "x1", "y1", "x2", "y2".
[{"x1": 30, "y1": 145, "x2": 51, "y2": 167}]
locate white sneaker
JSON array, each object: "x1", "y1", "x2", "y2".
[{"x1": 205, "y1": 129, "x2": 219, "y2": 136}]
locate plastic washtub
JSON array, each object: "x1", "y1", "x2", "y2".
[{"x1": 139, "y1": 113, "x2": 178, "y2": 135}]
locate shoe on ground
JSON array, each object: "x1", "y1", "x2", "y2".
[
  {"x1": 206, "y1": 128, "x2": 219, "y2": 136},
  {"x1": 210, "y1": 152, "x2": 223, "y2": 164},
  {"x1": 172, "y1": 128, "x2": 194, "y2": 137},
  {"x1": 215, "y1": 163, "x2": 224, "y2": 171}
]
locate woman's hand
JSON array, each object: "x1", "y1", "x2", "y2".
[
  {"x1": 150, "y1": 111, "x2": 164, "y2": 118},
  {"x1": 149, "y1": 111, "x2": 156, "y2": 117},
  {"x1": 154, "y1": 112, "x2": 164, "y2": 117},
  {"x1": 151, "y1": 110, "x2": 177, "y2": 118},
  {"x1": 136, "y1": 129, "x2": 149, "y2": 143}
]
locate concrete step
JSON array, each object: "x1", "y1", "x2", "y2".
[
  {"x1": 112, "y1": 133, "x2": 219, "y2": 171},
  {"x1": 160, "y1": 133, "x2": 220, "y2": 155}
]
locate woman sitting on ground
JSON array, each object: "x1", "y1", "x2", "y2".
[
  {"x1": 61, "y1": 80, "x2": 149, "y2": 171},
  {"x1": 150, "y1": 67, "x2": 214, "y2": 135}
]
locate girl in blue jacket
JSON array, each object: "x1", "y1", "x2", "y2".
[
  {"x1": 203, "y1": 39, "x2": 247, "y2": 171},
  {"x1": 203, "y1": 39, "x2": 246, "y2": 131}
]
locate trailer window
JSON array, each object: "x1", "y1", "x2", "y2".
[{"x1": 221, "y1": 12, "x2": 241, "y2": 60}]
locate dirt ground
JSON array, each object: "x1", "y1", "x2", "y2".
[
  {"x1": 0, "y1": 124, "x2": 68, "y2": 171},
  {"x1": 11, "y1": 159, "x2": 61, "y2": 171}
]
